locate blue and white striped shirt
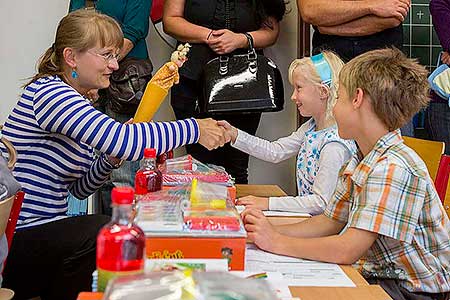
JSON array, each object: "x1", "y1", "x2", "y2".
[{"x1": 2, "y1": 76, "x2": 199, "y2": 229}]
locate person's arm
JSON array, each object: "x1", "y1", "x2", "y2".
[
  {"x1": 297, "y1": 0, "x2": 409, "y2": 27},
  {"x1": 317, "y1": 15, "x2": 402, "y2": 36},
  {"x1": 248, "y1": 17, "x2": 280, "y2": 49},
  {"x1": 224, "y1": 121, "x2": 309, "y2": 163},
  {"x1": 119, "y1": 0, "x2": 151, "y2": 59},
  {"x1": 68, "y1": 153, "x2": 117, "y2": 199},
  {"x1": 244, "y1": 209, "x2": 377, "y2": 264},
  {"x1": 430, "y1": 0, "x2": 450, "y2": 51},
  {"x1": 269, "y1": 142, "x2": 352, "y2": 214},
  {"x1": 163, "y1": 0, "x2": 212, "y2": 43},
  {"x1": 31, "y1": 82, "x2": 225, "y2": 160}
]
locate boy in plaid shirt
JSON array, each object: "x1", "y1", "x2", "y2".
[{"x1": 242, "y1": 48, "x2": 450, "y2": 300}]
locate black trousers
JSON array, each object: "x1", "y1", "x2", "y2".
[
  {"x1": 367, "y1": 278, "x2": 449, "y2": 300},
  {"x1": 171, "y1": 76, "x2": 261, "y2": 184},
  {"x1": 3, "y1": 214, "x2": 110, "y2": 300}
]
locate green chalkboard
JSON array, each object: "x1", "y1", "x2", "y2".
[{"x1": 403, "y1": 0, "x2": 442, "y2": 71}]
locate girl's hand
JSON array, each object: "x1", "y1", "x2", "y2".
[
  {"x1": 217, "y1": 120, "x2": 238, "y2": 143},
  {"x1": 241, "y1": 208, "x2": 280, "y2": 252},
  {"x1": 236, "y1": 195, "x2": 269, "y2": 210},
  {"x1": 206, "y1": 29, "x2": 247, "y2": 54}
]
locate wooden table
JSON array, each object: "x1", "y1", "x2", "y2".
[{"x1": 236, "y1": 184, "x2": 392, "y2": 300}]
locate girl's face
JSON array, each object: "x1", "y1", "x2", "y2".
[
  {"x1": 74, "y1": 45, "x2": 120, "y2": 91},
  {"x1": 290, "y1": 68, "x2": 326, "y2": 119}
]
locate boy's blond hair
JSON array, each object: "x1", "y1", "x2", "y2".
[
  {"x1": 339, "y1": 48, "x2": 430, "y2": 131},
  {"x1": 288, "y1": 51, "x2": 344, "y2": 121}
]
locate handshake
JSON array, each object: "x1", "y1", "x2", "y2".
[{"x1": 196, "y1": 118, "x2": 239, "y2": 150}]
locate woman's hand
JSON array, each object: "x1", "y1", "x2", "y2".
[
  {"x1": 236, "y1": 195, "x2": 269, "y2": 210},
  {"x1": 241, "y1": 208, "x2": 280, "y2": 252},
  {"x1": 207, "y1": 30, "x2": 248, "y2": 54},
  {"x1": 196, "y1": 118, "x2": 230, "y2": 150}
]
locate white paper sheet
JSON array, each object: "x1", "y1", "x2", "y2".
[
  {"x1": 245, "y1": 244, "x2": 356, "y2": 287},
  {"x1": 231, "y1": 271, "x2": 298, "y2": 300},
  {"x1": 235, "y1": 205, "x2": 311, "y2": 217}
]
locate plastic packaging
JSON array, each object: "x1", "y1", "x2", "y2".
[
  {"x1": 135, "y1": 180, "x2": 244, "y2": 235},
  {"x1": 103, "y1": 271, "x2": 277, "y2": 300},
  {"x1": 163, "y1": 155, "x2": 233, "y2": 186},
  {"x1": 157, "y1": 150, "x2": 174, "y2": 173},
  {"x1": 96, "y1": 187, "x2": 146, "y2": 292}
]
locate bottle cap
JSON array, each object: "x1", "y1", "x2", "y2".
[
  {"x1": 111, "y1": 187, "x2": 134, "y2": 205},
  {"x1": 143, "y1": 148, "x2": 156, "y2": 158}
]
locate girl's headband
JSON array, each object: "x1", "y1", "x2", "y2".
[{"x1": 310, "y1": 53, "x2": 332, "y2": 87}]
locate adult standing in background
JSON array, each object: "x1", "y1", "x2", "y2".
[
  {"x1": 296, "y1": 0, "x2": 414, "y2": 136},
  {"x1": 163, "y1": 0, "x2": 286, "y2": 184},
  {"x1": 297, "y1": 0, "x2": 410, "y2": 62},
  {"x1": 427, "y1": 0, "x2": 450, "y2": 154},
  {"x1": 69, "y1": 0, "x2": 152, "y2": 213}
]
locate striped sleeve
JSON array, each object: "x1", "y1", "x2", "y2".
[
  {"x1": 32, "y1": 81, "x2": 199, "y2": 160},
  {"x1": 68, "y1": 153, "x2": 115, "y2": 199}
]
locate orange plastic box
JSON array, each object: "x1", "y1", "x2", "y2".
[{"x1": 145, "y1": 235, "x2": 246, "y2": 270}]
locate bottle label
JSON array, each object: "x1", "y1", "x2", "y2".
[{"x1": 97, "y1": 268, "x2": 144, "y2": 292}]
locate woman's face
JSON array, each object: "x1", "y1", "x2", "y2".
[
  {"x1": 74, "y1": 45, "x2": 120, "y2": 91},
  {"x1": 290, "y1": 68, "x2": 325, "y2": 118}
]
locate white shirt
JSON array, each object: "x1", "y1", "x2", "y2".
[{"x1": 232, "y1": 119, "x2": 354, "y2": 214}]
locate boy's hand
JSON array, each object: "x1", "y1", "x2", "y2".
[
  {"x1": 217, "y1": 120, "x2": 238, "y2": 143},
  {"x1": 241, "y1": 208, "x2": 281, "y2": 252},
  {"x1": 236, "y1": 195, "x2": 269, "y2": 210}
]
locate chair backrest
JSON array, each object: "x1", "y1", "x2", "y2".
[
  {"x1": 435, "y1": 155, "x2": 450, "y2": 218},
  {"x1": 403, "y1": 136, "x2": 445, "y2": 181},
  {"x1": 5, "y1": 191, "x2": 25, "y2": 249},
  {"x1": 0, "y1": 196, "x2": 14, "y2": 237}
]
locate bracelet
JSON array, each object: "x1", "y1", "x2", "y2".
[
  {"x1": 243, "y1": 32, "x2": 254, "y2": 49},
  {"x1": 207, "y1": 29, "x2": 213, "y2": 40}
]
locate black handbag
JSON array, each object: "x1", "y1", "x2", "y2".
[
  {"x1": 101, "y1": 57, "x2": 153, "y2": 115},
  {"x1": 199, "y1": 33, "x2": 284, "y2": 114}
]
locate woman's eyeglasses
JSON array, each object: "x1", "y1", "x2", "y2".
[{"x1": 88, "y1": 50, "x2": 120, "y2": 63}]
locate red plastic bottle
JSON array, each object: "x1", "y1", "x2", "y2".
[
  {"x1": 96, "y1": 187, "x2": 146, "y2": 292},
  {"x1": 135, "y1": 148, "x2": 163, "y2": 200}
]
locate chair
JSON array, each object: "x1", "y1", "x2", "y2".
[
  {"x1": 0, "y1": 132, "x2": 24, "y2": 248},
  {"x1": 435, "y1": 155, "x2": 450, "y2": 218},
  {"x1": 403, "y1": 136, "x2": 445, "y2": 181}
]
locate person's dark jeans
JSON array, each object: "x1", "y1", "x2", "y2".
[
  {"x1": 366, "y1": 278, "x2": 449, "y2": 300},
  {"x1": 425, "y1": 102, "x2": 450, "y2": 155},
  {"x1": 171, "y1": 77, "x2": 261, "y2": 184},
  {"x1": 3, "y1": 215, "x2": 110, "y2": 300}
]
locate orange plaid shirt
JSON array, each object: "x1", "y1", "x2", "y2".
[{"x1": 324, "y1": 131, "x2": 450, "y2": 293}]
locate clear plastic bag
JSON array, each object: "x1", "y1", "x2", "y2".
[
  {"x1": 103, "y1": 271, "x2": 277, "y2": 300},
  {"x1": 163, "y1": 155, "x2": 233, "y2": 186}
]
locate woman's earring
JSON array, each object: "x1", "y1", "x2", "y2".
[{"x1": 71, "y1": 69, "x2": 78, "y2": 79}]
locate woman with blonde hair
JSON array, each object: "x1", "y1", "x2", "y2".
[
  {"x1": 1, "y1": 9, "x2": 226, "y2": 299},
  {"x1": 220, "y1": 51, "x2": 356, "y2": 214}
]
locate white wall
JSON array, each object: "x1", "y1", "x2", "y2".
[
  {"x1": 0, "y1": 1, "x2": 68, "y2": 122},
  {"x1": 1, "y1": 1, "x2": 298, "y2": 195}
]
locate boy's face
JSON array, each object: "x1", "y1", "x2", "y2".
[
  {"x1": 333, "y1": 85, "x2": 356, "y2": 139},
  {"x1": 290, "y1": 68, "x2": 325, "y2": 118}
]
